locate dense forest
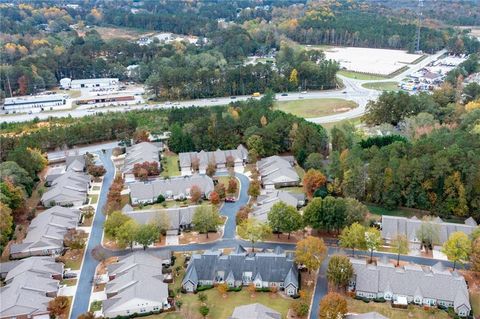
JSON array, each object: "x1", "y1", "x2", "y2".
[{"x1": 1, "y1": 0, "x2": 479, "y2": 99}]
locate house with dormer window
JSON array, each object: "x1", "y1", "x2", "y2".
[{"x1": 182, "y1": 245, "x2": 299, "y2": 296}]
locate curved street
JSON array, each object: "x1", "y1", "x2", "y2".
[
  {"x1": 0, "y1": 49, "x2": 446, "y2": 125},
  {"x1": 69, "y1": 152, "x2": 459, "y2": 319}
]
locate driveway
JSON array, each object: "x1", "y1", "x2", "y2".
[{"x1": 69, "y1": 150, "x2": 115, "y2": 319}]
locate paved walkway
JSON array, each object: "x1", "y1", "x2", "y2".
[{"x1": 70, "y1": 150, "x2": 115, "y2": 319}]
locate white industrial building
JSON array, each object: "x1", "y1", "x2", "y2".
[
  {"x1": 60, "y1": 77, "x2": 119, "y2": 90},
  {"x1": 2, "y1": 94, "x2": 68, "y2": 114}
]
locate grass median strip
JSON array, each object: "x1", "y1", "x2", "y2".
[{"x1": 274, "y1": 98, "x2": 358, "y2": 118}]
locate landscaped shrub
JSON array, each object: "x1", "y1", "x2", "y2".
[
  {"x1": 373, "y1": 297, "x2": 386, "y2": 303},
  {"x1": 255, "y1": 287, "x2": 271, "y2": 292},
  {"x1": 196, "y1": 285, "x2": 214, "y2": 291},
  {"x1": 291, "y1": 294, "x2": 301, "y2": 299},
  {"x1": 228, "y1": 286, "x2": 242, "y2": 292}
]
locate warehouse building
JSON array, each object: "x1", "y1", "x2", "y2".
[
  {"x1": 60, "y1": 77, "x2": 119, "y2": 89},
  {"x1": 2, "y1": 94, "x2": 68, "y2": 114}
]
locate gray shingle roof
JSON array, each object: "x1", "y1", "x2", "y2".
[
  {"x1": 381, "y1": 215, "x2": 477, "y2": 244},
  {"x1": 103, "y1": 252, "x2": 169, "y2": 316},
  {"x1": 125, "y1": 205, "x2": 197, "y2": 230},
  {"x1": 346, "y1": 312, "x2": 389, "y2": 319},
  {"x1": 230, "y1": 303, "x2": 281, "y2": 319},
  {"x1": 41, "y1": 170, "x2": 90, "y2": 206},
  {"x1": 182, "y1": 246, "x2": 298, "y2": 288},
  {"x1": 257, "y1": 156, "x2": 299, "y2": 186},
  {"x1": 122, "y1": 142, "x2": 161, "y2": 174},
  {"x1": 252, "y1": 191, "x2": 300, "y2": 222},
  {"x1": 178, "y1": 145, "x2": 247, "y2": 169},
  {"x1": 10, "y1": 206, "x2": 80, "y2": 255},
  {"x1": 65, "y1": 155, "x2": 86, "y2": 172},
  {"x1": 3, "y1": 256, "x2": 62, "y2": 282},
  {"x1": 128, "y1": 175, "x2": 214, "y2": 203},
  {"x1": 350, "y1": 258, "x2": 471, "y2": 312}
]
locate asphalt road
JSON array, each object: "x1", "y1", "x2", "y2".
[
  {"x1": 70, "y1": 150, "x2": 115, "y2": 319},
  {"x1": 0, "y1": 49, "x2": 447, "y2": 125},
  {"x1": 69, "y1": 151, "x2": 459, "y2": 319}
]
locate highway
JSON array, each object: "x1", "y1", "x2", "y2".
[{"x1": 0, "y1": 49, "x2": 446, "y2": 125}]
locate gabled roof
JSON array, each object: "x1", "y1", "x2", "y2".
[
  {"x1": 230, "y1": 303, "x2": 281, "y2": 319},
  {"x1": 183, "y1": 248, "x2": 298, "y2": 288},
  {"x1": 346, "y1": 312, "x2": 390, "y2": 319},
  {"x1": 65, "y1": 155, "x2": 85, "y2": 172},
  {"x1": 381, "y1": 215, "x2": 477, "y2": 244},
  {"x1": 122, "y1": 142, "x2": 161, "y2": 174},
  {"x1": 128, "y1": 175, "x2": 214, "y2": 202},
  {"x1": 178, "y1": 145, "x2": 247, "y2": 168},
  {"x1": 103, "y1": 252, "x2": 168, "y2": 316},
  {"x1": 351, "y1": 258, "x2": 471, "y2": 312},
  {"x1": 256, "y1": 156, "x2": 299, "y2": 186},
  {"x1": 4, "y1": 256, "x2": 62, "y2": 282},
  {"x1": 10, "y1": 206, "x2": 79, "y2": 255},
  {"x1": 125, "y1": 205, "x2": 197, "y2": 230},
  {"x1": 251, "y1": 191, "x2": 299, "y2": 222}
]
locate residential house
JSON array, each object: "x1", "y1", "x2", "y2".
[
  {"x1": 346, "y1": 313, "x2": 389, "y2": 319},
  {"x1": 251, "y1": 191, "x2": 305, "y2": 222},
  {"x1": 45, "y1": 154, "x2": 86, "y2": 185},
  {"x1": 229, "y1": 303, "x2": 281, "y2": 319},
  {"x1": 257, "y1": 156, "x2": 300, "y2": 189},
  {"x1": 10, "y1": 206, "x2": 80, "y2": 259},
  {"x1": 178, "y1": 145, "x2": 248, "y2": 175},
  {"x1": 128, "y1": 175, "x2": 214, "y2": 205},
  {"x1": 349, "y1": 257, "x2": 471, "y2": 317},
  {"x1": 381, "y1": 215, "x2": 478, "y2": 246},
  {"x1": 0, "y1": 256, "x2": 63, "y2": 281},
  {"x1": 103, "y1": 252, "x2": 170, "y2": 318},
  {"x1": 123, "y1": 205, "x2": 197, "y2": 232},
  {"x1": 122, "y1": 142, "x2": 162, "y2": 182},
  {"x1": 41, "y1": 170, "x2": 91, "y2": 207},
  {"x1": 182, "y1": 245, "x2": 299, "y2": 296},
  {"x1": 0, "y1": 257, "x2": 63, "y2": 319}
]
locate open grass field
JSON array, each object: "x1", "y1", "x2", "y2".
[
  {"x1": 366, "y1": 205, "x2": 415, "y2": 218},
  {"x1": 338, "y1": 70, "x2": 387, "y2": 80},
  {"x1": 347, "y1": 298, "x2": 450, "y2": 319},
  {"x1": 362, "y1": 81, "x2": 399, "y2": 91},
  {"x1": 92, "y1": 26, "x2": 148, "y2": 40},
  {"x1": 274, "y1": 98, "x2": 357, "y2": 118},
  {"x1": 161, "y1": 154, "x2": 180, "y2": 177},
  {"x1": 320, "y1": 116, "x2": 363, "y2": 132}
]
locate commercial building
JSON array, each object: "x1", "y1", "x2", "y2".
[
  {"x1": 60, "y1": 77, "x2": 119, "y2": 89},
  {"x1": 182, "y1": 245, "x2": 299, "y2": 296},
  {"x1": 2, "y1": 94, "x2": 68, "y2": 114},
  {"x1": 349, "y1": 257, "x2": 471, "y2": 317}
]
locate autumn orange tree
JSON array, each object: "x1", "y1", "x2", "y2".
[
  {"x1": 295, "y1": 236, "x2": 327, "y2": 274},
  {"x1": 190, "y1": 185, "x2": 202, "y2": 203},
  {"x1": 217, "y1": 283, "x2": 228, "y2": 296},
  {"x1": 302, "y1": 169, "x2": 326, "y2": 199},
  {"x1": 48, "y1": 296, "x2": 70, "y2": 319},
  {"x1": 319, "y1": 292, "x2": 347, "y2": 319},
  {"x1": 227, "y1": 178, "x2": 238, "y2": 194},
  {"x1": 209, "y1": 191, "x2": 220, "y2": 205}
]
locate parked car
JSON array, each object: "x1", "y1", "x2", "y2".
[
  {"x1": 301, "y1": 91, "x2": 307, "y2": 94},
  {"x1": 225, "y1": 197, "x2": 236, "y2": 203},
  {"x1": 281, "y1": 93, "x2": 288, "y2": 96},
  {"x1": 63, "y1": 272, "x2": 77, "y2": 279},
  {"x1": 230, "y1": 96, "x2": 237, "y2": 99}
]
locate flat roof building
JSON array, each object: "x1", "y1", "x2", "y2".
[
  {"x1": 2, "y1": 94, "x2": 68, "y2": 114},
  {"x1": 60, "y1": 77, "x2": 119, "y2": 89}
]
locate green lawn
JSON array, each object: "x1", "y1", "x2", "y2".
[
  {"x1": 90, "y1": 194, "x2": 99, "y2": 204},
  {"x1": 348, "y1": 298, "x2": 449, "y2": 319},
  {"x1": 144, "y1": 313, "x2": 183, "y2": 319},
  {"x1": 176, "y1": 290, "x2": 291, "y2": 319},
  {"x1": 90, "y1": 300, "x2": 102, "y2": 312},
  {"x1": 215, "y1": 175, "x2": 240, "y2": 198},
  {"x1": 92, "y1": 186, "x2": 101, "y2": 191},
  {"x1": 274, "y1": 98, "x2": 358, "y2": 118},
  {"x1": 281, "y1": 186, "x2": 305, "y2": 194},
  {"x1": 338, "y1": 70, "x2": 388, "y2": 80},
  {"x1": 320, "y1": 116, "x2": 363, "y2": 132},
  {"x1": 61, "y1": 279, "x2": 77, "y2": 287},
  {"x1": 161, "y1": 154, "x2": 180, "y2": 177},
  {"x1": 362, "y1": 82, "x2": 399, "y2": 91},
  {"x1": 470, "y1": 291, "x2": 480, "y2": 317},
  {"x1": 367, "y1": 204, "x2": 415, "y2": 219}
]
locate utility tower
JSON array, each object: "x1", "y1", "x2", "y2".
[{"x1": 415, "y1": 0, "x2": 424, "y2": 53}]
